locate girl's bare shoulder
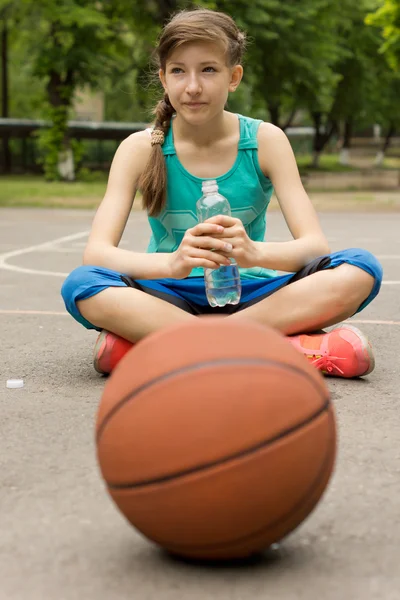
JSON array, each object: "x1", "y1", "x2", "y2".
[{"x1": 121, "y1": 129, "x2": 152, "y2": 156}]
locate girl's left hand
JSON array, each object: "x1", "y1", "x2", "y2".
[{"x1": 205, "y1": 215, "x2": 260, "y2": 269}]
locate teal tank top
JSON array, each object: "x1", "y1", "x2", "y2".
[{"x1": 146, "y1": 113, "x2": 276, "y2": 280}]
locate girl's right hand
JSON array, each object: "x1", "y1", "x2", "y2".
[{"x1": 167, "y1": 223, "x2": 233, "y2": 279}]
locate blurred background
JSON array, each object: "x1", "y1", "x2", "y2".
[{"x1": 0, "y1": 0, "x2": 399, "y2": 207}]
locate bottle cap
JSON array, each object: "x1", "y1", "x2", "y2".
[
  {"x1": 6, "y1": 379, "x2": 24, "y2": 389},
  {"x1": 202, "y1": 179, "x2": 218, "y2": 193}
]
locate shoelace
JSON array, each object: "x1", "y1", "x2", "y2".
[{"x1": 310, "y1": 354, "x2": 346, "y2": 375}]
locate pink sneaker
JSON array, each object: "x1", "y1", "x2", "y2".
[
  {"x1": 288, "y1": 325, "x2": 375, "y2": 378},
  {"x1": 93, "y1": 330, "x2": 134, "y2": 375}
]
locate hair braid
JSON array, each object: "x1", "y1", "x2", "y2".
[
  {"x1": 139, "y1": 94, "x2": 175, "y2": 216},
  {"x1": 139, "y1": 8, "x2": 247, "y2": 217}
]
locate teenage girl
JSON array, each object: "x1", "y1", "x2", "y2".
[{"x1": 61, "y1": 8, "x2": 382, "y2": 377}]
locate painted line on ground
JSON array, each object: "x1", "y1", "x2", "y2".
[
  {"x1": 36, "y1": 247, "x2": 83, "y2": 254},
  {"x1": 345, "y1": 319, "x2": 400, "y2": 325},
  {"x1": 0, "y1": 310, "x2": 399, "y2": 326},
  {"x1": 0, "y1": 263, "x2": 69, "y2": 277},
  {"x1": 0, "y1": 230, "x2": 399, "y2": 283},
  {"x1": 0, "y1": 309, "x2": 67, "y2": 316},
  {"x1": 0, "y1": 230, "x2": 89, "y2": 277},
  {"x1": 376, "y1": 255, "x2": 400, "y2": 259}
]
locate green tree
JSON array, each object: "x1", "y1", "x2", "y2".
[
  {"x1": 0, "y1": 0, "x2": 24, "y2": 172},
  {"x1": 327, "y1": 1, "x2": 387, "y2": 165},
  {"x1": 103, "y1": 1, "x2": 217, "y2": 122},
  {"x1": 11, "y1": 0, "x2": 135, "y2": 180},
  {"x1": 215, "y1": 0, "x2": 344, "y2": 165},
  {"x1": 366, "y1": 0, "x2": 400, "y2": 69},
  {"x1": 297, "y1": 0, "x2": 391, "y2": 167},
  {"x1": 370, "y1": 69, "x2": 400, "y2": 163}
]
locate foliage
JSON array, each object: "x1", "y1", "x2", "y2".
[
  {"x1": 366, "y1": 0, "x2": 400, "y2": 69},
  {"x1": 1, "y1": 0, "x2": 400, "y2": 173},
  {"x1": 6, "y1": 0, "x2": 136, "y2": 178}
]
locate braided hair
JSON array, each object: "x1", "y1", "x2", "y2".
[{"x1": 139, "y1": 8, "x2": 247, "y2": 216}]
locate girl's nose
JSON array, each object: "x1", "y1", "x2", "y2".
[{"x1": 185, "y1": 74, "x2": 202, "y2": 95}]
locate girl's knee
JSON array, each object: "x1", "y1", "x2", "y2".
[
  {"x1": 61, "y1": 265, "x2": 99, "y2": 302},
  {"x1": 336, "y1": 248, "x2": 383, "y2": 284},
  {"x1": 329, "y1": 247, "x2": 383, "y2": 314},
  {"x1": 335, "y1": 263, "x2": 374, "y2": 298},
  {"x1": 61, "y1": 264, "x2": 128, "y2": 327}
]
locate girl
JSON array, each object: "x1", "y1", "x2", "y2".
[{"x1": 61, "y1": 8, "x2": 382, "y2": 378}]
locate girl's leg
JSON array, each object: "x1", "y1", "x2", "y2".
[
  {"x1": 231, "y1": 263, "x2": 374, "y2": 334},
  {"x1": 77, "y1": 286, "x2": 194, "y2": 344},
  {"x1": 80, "y1": 287, "x2": 195, "y2": 374},
  {"x1": 61, "y1": 265, "x2": 194, "y2": 374},
  {"x1": 64, "y1": 250, "x2": 382, "y2": 377},
  {"x1": 232, "y1": 263, "x2": 376, "y2": 378},
  {"x1": 86, "y1": 263, "x2": 375, "y2": 378}
]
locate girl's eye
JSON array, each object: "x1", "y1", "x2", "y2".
[{"x1": 169, "y1": 66, "x2": 216, "y2": 74}]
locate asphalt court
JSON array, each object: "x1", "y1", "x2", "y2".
[{"x1": 1, "y1": 207, "x2": 399, "y2": 600}]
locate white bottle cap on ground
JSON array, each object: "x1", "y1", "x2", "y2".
[{"x1": 6, "y1": 379, "x2": 24, "y2": 389}]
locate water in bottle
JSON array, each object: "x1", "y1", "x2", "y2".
[{"x1": 196, "y1": 180, "x2": 241, "y2": 307}]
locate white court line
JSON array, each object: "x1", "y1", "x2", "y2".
[
  {"x1": 346, "y1": 319, "x2": 400, "y2": 325},
  {"x1": 35, "y1": 247, "x2": 83, "y2": 253},
  {"x1": 0, "y1": 230, "x2": 399, "y2": 283},
  {"x1": 0, "y1": 230, "x2": 89, "y2": 277},
  {"x1": 376, "y1": 255, "x2": 400, "y2": 259},
  {"x1": 0, "y1": 310, "x2": 399, "y2": 326},
  {"x1": 0, "y1": 309, "x2": 67, "y2": 316},
  {"x1": 0, "y1": 263, "x2": 69, "y2": 276}
]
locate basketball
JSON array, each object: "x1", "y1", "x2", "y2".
[{"x1": 96, "y1": 318, "x2": 336, "y2": 560}]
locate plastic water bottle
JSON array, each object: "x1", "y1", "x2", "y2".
[{"x1": 196, "y1": 180, "x2": 241, "y2": 307}]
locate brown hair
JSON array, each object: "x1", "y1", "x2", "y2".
[{"x1": 139, "y1": 8, "x2": 247, "y2": 216}]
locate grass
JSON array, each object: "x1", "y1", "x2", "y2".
[
  {"x1": 383, "y1": 156, "x2": 400, "y2": 170},
  {"x1": 297, "y1": 153, "x2": 400, "y2": 172},
  {"x1": 297, "y1": 154, "x2": 355, "y2": 172},
  {"x1": 0, "y1": 175, "x2": 109, "y2": 208},
  {"x1": 0, "y1": 151, "x2": 398, "y2": 209},
  {"x1": 267, "y1": 190, "x2": 400, "y2": 212}
]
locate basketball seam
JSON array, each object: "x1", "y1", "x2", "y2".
[
  {"x1": 105, "y1": 397, "x2": 330, "y2": 490},
  {"x1": 128, "y1": 408, "x2": 336, "y2": 553},
  {"x1": 97, "y1": 357, "x2": 328, "y2": 444}
]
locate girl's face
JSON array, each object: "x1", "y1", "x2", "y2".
[{"x1": 159, "y1": 41, "x2": 243, "y2": 125}]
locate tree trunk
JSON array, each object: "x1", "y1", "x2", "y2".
[
  {"x1": 382, "y1": 123, "x2": 395, "y2": 154},
  {"x1": 155, "y1": 0, "x2": 179, "y2": 23},
  {"x1": 1, "y1": 15, "x2": 11, "y2": 173},
  {"x1": 311, "y1": 151, "x2": 321, "y2": 168},
  {"x1": 282, "y1": 108, "x2": 297, "y2": 131},
  {"x1": 311, "y1": 112, "x2": 338, "y2": 167},
  {"x1": 45, "y1": 21, "x2": 75, "y2": 180},
  {"x1": 268, "y1": 104, "x2": 280, "y2": 127},
  {"x1": 339, "y1": 119, "x2": 353, "y2": 166},
  {"x1": 375, "y1": 123, "x2": 395, "y2": 166},
  {"x1": 46, "y1": 70, "x2": 75, "y2": 180},
  {"x1": 342, "y1": 119, "x2": 353, "y2": 149}
]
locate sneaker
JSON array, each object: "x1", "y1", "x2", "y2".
[
  {"x1": 93, "y1": 330, "x2": 134, "y2": 375},
  {"x1": 288, "y1": 325, "x2": 375, "y2": 378}
]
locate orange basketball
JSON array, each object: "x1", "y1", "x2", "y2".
[{"x1": 96, "y1": 318, "x2": 336, "y2": 560}]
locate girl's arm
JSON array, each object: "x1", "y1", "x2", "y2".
[
  {"x1": 83, "y1": 131, "x2": 231, "y2": 279},
  {"x1": 83, "y1": 131, "x2": 173, "y2": 279},
  {"x1": 256, "y1": 123, "x2": 331, "y2": 272}
]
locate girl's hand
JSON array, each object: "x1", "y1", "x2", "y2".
[
  {"x1": 168, "y1": 222, "x2": 233, "y2": 279},
  {"x1": 205, "y1": 215, "x2": 260, "y2": 269}
]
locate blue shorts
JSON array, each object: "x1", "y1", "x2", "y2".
[{"x1": 61, "y1": 248, "x2": 383, "y2": 331}]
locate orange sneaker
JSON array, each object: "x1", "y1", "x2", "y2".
[
  {"x1": 288, "y1": 325, "x2": 375, "y2": 378},
  {"x1": 93, "y1": 330, "x2": 134, "y2": 375}
]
